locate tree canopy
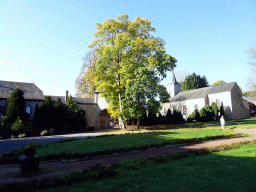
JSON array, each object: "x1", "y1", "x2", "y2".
[
  {"x1": 5, "y1": 88, "x2": 27, "y2": 123},
  {"x1": 75, "y1": 50, "x2": 98, "y2": 98},
  {"x1": 213, "y1": 80, "x2": 226, "y2": 86},
  {"x1": 182, "y1": 72, "x2": 208, "y2": 91},
  {"x1": 88, "y1": 14, "x2": 177, "y2": 129}
]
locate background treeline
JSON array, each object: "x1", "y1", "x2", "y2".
[
  {"x1": 0, "y1": 88, "x2": 87, "y2": 139},
  {"x1": 126, "y1": 109, "x2": 185, "y2": 126}
]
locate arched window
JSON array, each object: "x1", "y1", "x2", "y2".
[
  {"x1": 183, "y1": 106, "x2": 187, "y2": 115},
  {"x1": 216, "y1": 99, "x2": 220, "y2": 109},
  {"x1": 26, "y1": 106, "x2": 31, "y2": 114},
  {"x1": 194, "y1": 104, "x2": 199, "y2": 110}
]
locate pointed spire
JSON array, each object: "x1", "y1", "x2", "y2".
[{"x1": 170, "y1": 71, "x2": 177, "y2": 83}]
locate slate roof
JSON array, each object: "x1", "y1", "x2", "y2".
[
  {"x1": 44, "y1": 96, "x2": 95, "y2": 104},
  {"x1": 0, "y1": 80, "x2": 44, "y2": 100},
  {"x1": 169, "y1": 82, "x2": 236, "y2": 102},
  {"x1": 242, "y1": 96, "x2": 256, "y2": 103}
]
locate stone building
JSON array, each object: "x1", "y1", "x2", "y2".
[
  {"x1": 0, "y1": 80, "x2": 110, "y2": 130},
  {"x1": 161, "y1": 72, "x2": 250, "y2": 120}
]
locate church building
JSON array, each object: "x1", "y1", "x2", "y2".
[
  {"x1": 161, "y1": 72, "x2": 250, "y2": 120},
  {"x1": 0, "y1": 80, "x2": 110, "y2": 130}
]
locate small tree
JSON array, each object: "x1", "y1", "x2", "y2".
[
  {"x1": 54, "y1": 97, "x2": 66, "y2": 134},
  {"x1": 5, "y1": 88, "x2": 27, "y2": 124},
  {"x1": 66, "y1": 95, "x2": 81, "y2": 113},
  {"x1": 211, "y1": 102, "x2": 218, "y2": 120},
  {"x1": 165, "y1": 109, "x2": 173, "y2": 125},
  {"x1": 220, "y1": 101, "x2": 225, "y2": 117}
]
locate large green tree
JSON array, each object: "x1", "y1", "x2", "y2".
[
  {"x1": 182, "y1": 72, "x2": 208, "y2": 91},
  {"x1": 88, "y1": 14, "x2": 177, "y2": 129}
]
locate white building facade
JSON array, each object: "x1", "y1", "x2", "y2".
[{"x1": 161, "y1": 73, "x2": 250, "y2": 120}]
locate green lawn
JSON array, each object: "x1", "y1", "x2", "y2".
[
  {"x1": 38, "y1": 142, "x2": 256, "y2": 192},
  {"x1": 22, "y1": 128, "x2": 240, "y2": 158}
]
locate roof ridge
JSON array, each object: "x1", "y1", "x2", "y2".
[{"x1": 0, "y1": 80, "x2": 34, "y2": 84}]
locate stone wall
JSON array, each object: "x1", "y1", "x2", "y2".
[
  {"x1": 231, "y1": 84, "x2": 250, "y2": 119},
  {"x1": 77, "y1": 103, "x2": 97, "y2": 128},
  {"x1": 0, "y1": 99, "x2": 43, "y2": 121}
]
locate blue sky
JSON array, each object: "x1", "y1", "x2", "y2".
[{"x1": 1, "y1": 0, "x2": 256, "y2": 97}]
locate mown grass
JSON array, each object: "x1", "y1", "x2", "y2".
[
  {"x1": 19, "y1": 128, "x2": 242, "y2": 158},
  {"x1": 38, "y1": 142, "x2": 256, "y2": 192}
]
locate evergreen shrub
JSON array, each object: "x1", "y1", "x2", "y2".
[{"x1": 11, "y1": 116, "x2": 25, "y2": 137}]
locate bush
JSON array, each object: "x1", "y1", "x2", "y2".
[
  {"x1": 48, "y1": 128, "x2": 54, "y2": 135},
  {"x1": 23, "y1": 122, "x2": 34, "y2": 137},
  {"x1": 199, "y1": 105, "x2": 215, "y2": 122},
  {"x1": 40, "y1": 129, "x2": 49, "y2": 136},
  {"x1": 0, "y1": 118, "x2": 12, "y2": 139},
  {"x1": 187, "y1": 109, "x2": 200, "y2": 123},
  {"x1": 11, "y1": 116, "x2": 25, "y2": 137},
  {"x1": 25, "y1": 142, "x2": 40, "y2": 150},
  {"x1": 18, "y1": 133, "x2": 26, "y2": 138}
]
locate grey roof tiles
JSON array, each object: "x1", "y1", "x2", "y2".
[{"x1": 169, "y1": 82, "x2": 237, "y2": 102}]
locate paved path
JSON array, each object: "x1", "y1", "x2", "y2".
[{"x1": 0, "y1": 128, "x2": 148, "y2": 156}]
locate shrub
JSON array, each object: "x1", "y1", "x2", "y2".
[
  {"x1": 188, "y1": 109, "x2": 200, "y2": 123},
  {"x1": 48, "y1": 128, "x2": 54, "y2": 135},
  {"x1": 11, "y1": 116, "x2": 25, "y2": 137},
  {"x1": 220, "y1": 101, "x2": 225, "y2": 117},
  {"x1": 0, "y1": 118, "x2": 12, "y2": 139},
  {"x1": 18, "y1": 133, "x2": 26, "y2": 138},
  {"x1": 40, "y1": 129, "x2": 49, "y2": 136},
  {"x1": 211, "y1": 102, "x2": 218, "y2": 120},
  {"x1": 25, "y1": 142, "x2": 40, "y2": 150},
  {"x1": 23, "y1": 122, "x2": 34, "y2": 137}
]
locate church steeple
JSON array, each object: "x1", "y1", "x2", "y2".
[
  {"x1": 170, "y1": 71, "x2": 178, "y2": 84},
  {"x1": 166, "y1": 72, "x2": 181, "y2": 97}
]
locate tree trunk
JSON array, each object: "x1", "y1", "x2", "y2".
[
  {"x1": 119, "y1": 117, "x2": 126, "y2": 129},
  {"x1": 136, "y1": 118, "x2": 140, "y2": 130},
  {"x1": 117, "y1": 75, "x2": 126, "y2": 129}
]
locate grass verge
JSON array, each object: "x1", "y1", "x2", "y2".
[
  {"x1": 0, "y1": 128, "x2": 246, "y2": 166},
  {"x1": 1, "y1": 139, "x2": 256, "y2": 192}
]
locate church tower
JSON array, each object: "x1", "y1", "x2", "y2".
[{"x1": 166, "y1": 72, "x2": 181, "y2": 97}]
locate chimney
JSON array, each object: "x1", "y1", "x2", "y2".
[
  {"x1": 94, "y1": 91, "x2": 100, "y2": 103},
  {"x1": 65, "y1": 90, "x2": 69, "y2": 102}
]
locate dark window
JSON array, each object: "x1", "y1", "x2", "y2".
[{"x1": 0, "y1": 105, "x2": 2, "y2": 114}]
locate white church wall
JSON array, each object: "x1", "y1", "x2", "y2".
[
  {"x1": 208, "y1": 91, "x2": 232, "y2": 108},
  {"x1": 185, "y1": 98, "x2": 205, "y2": 115}
]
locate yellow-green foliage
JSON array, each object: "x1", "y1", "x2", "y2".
[{"x1": 25, "y1": 142, "x2": 39, "y2": 149}]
